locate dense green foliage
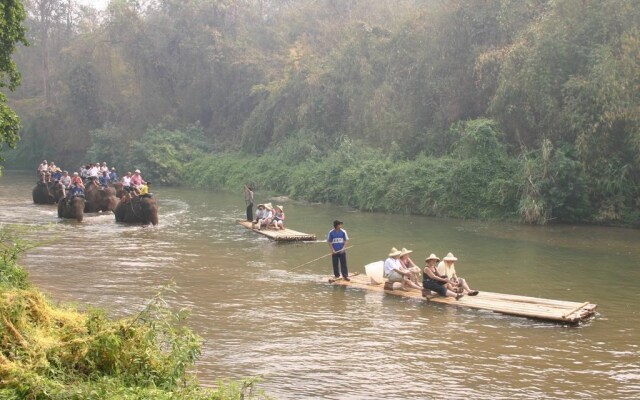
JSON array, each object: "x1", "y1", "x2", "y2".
[
  {"x1": 0, "y1": 0, "x2": 27, "y2": 168},
  {"x1": 186, "y1": 119, "x2": 521, "y2": 219},
  {"x1": 0, "y1": 228, "x2": 266, "y2": 399},
  {"x1": 5, "y1": 0, "x2": 640, "y2": 224}
]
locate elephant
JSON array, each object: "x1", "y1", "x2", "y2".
[
  {"x1": 114, "y1": 194, "x2": 159, "y2": 226},
  {"x1": 112, "y1": 182, "x2": 126, "y2": 198},
  {"x1": 84, "y1": 180, "x2": 117, "y2": 213},
  {"x1": 58, "y1": 196, "x2": 85, "y2": 222},
  {"x1": 32, "y1": 181, "x2": 64, "y2": 204}
]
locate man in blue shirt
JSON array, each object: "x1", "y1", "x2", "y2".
[
  {"x1": 109, "y1": 167, "x2": 119, "y2": 183},
  {"x1": 98, "y1": 171, "x2": 111, "y2": 188},
  {"x1": 327, "y1": 220, "x2": 350, "y2": 281}
]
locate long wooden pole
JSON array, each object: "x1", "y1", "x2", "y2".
[
  {"x1": 562, "y1": 301, "x2": 590, "y2": 319},
  {"x1": 289, "y1": 245, "x2": 354, "y2": 271}
]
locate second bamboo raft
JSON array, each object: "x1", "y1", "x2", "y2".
[{"x1": 237, "y1": 220, "x2": 316, "y2": 242}]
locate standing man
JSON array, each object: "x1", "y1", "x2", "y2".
[
  {"x1": 327, "y1": 220, "x2": 350, "y2": 281},
  {"x1": 245, "y1": 184, "x2": 254, "y2": 222}
]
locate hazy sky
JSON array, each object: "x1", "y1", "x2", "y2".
[{"x1": 78, "y1": 0, "x2": 109, "y2": 10}]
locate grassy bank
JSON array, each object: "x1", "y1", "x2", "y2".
[{"x1": 0, "y1": 228, "x2": 265, "y2": 399}]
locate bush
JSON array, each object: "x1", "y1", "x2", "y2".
[
  {"x1": 0, "y1": 228, "x2": 267, "y2": 399},
  {"x1": 184, "y1": 121, "x2": 523, "y2": 221}
]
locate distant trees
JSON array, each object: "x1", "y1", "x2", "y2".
[
  {"x1": 5, "y1": 0, "x2": 640, "y2": 224},
  {"x1": 0, "y1": 0, "x2": 28, "y2": 167}
]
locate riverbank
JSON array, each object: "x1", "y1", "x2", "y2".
[{"x1": 0, "y1": 228, "x2": 265, "y2": 399}]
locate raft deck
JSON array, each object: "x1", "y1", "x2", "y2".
[
  {"x1": 237, "y1": 220, "x2": 316, "y2": 242},
  {"x1": 331, "y1": 274, "x2": 597, "y2": 324}
]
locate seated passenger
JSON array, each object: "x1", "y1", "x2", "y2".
[
  {"x1": 59, "y1": 171, "x2": 71, "y2": 189},
  {"x1": 423, "y1": 253, "x2": 463, "y2": 300},
  {"x1": 130, "y1": 169, "x2": 146, "y2": 191},
  {"x1": 122, "y1": 171, "x2": 132, "y2": 192},
  {"x1": 98, "y1": 171, "x2": 111, "y2": 188},
  {"x1": 384, "y1": 247, "x2": 422, "y2": 291},
  {"x1": 71, "y1": 172, "x2": 84, "y2": 188},
  {"x1": 68, "y1": 183, "x2": 85, "y2": 202},
  {"x1": 100, "y1": 162, "x2": 109, "y2": 174},
  {"x1": 257, "y1": 203, "x2": 273, "y2": 230},
  {"x1": 253, "y1": 204, "x2": 265, "y2": 228},
  {"x1": 38, "y1": 160, "x2": 49, "y2": 182},
  {"x1": 80, "y1": 164, "x2": 90, "y2": 180},
  {"x1": 138, "y1": 181, "x2": 151, "y2": 197},
  {"x1": 399, "y1": 248, "x2": 421, "y2": 286},
  {"x1": 49, "y1": 162, "x2": 62, "y2": 181},
  {"x1": 272, "y1": 205, "x2": 285, "y2": 230},
  {"x1": 437, "y1": 252, "x2": 478, "y2": 296},
  {"x1": 88, "y1": 163, "x2": 100, "y2": 180},
  {"x1": 109, "y1": 167, "x2": 118, "y2": 182}
]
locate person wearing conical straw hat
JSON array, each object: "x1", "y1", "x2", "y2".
[
  {"x1": 257, "y1": 203, "x2": 274, "y2": 230},
  {"x1": 399, "y1": 247, "x2": 421, "y2": 286},
  {"x1": 423, "y1": 253, "x2": 463, "y2": 300},
  {"x1": 436, "y1": 252, "x2": 478, "y2": 296},
  {"x1": 384, "y1": 247, "x2": 422, "y2": 291},
  {"x1": 272, "y1": 205, "x2": 285, "y2": 230},
  {"x1": 252, "y1": 204, "x2": 265, "y2": 228}
]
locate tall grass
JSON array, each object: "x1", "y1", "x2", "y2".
[{"x1": 0, "y1": 228, "x2": 267, "y2": 399}]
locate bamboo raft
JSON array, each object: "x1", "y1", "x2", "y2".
[
  {"x1": 330, "y1": 273, "x2": 597, "y2": 324},
  {"x1": 237, "y1": 220, "x2": 316, "y2": 242}
]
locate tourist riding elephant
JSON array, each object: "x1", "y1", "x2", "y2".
[
  {"x1": 58, "y1": 196, "x2": 85, "y2": 222},
  {"x1": 115, "y1": 195, "x2": 159, "y2": 226},
  {"x1": 32, "y1": 181, "x2": 64, "y2": 204},
  {"x1": 84, "y1": 180, "x2": 117, "y2": 213}
]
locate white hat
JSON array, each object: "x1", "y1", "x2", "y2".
[
  {"x1": 425, "y1": 253, "x2": 440, "y2": 262},
  {"x1": 399, "y1": 247, "x2": 413, "y2": 257},
  {"x1": 388, "y1": 247, "x2": 402, "y2": 257},
  {"x1": 443, "y1": 252, "x2": 458, "y2": 262},
  {"x1": 135, "y1": 169, "x2": 141, "y2": 173}
]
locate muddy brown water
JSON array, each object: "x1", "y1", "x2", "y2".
[{"x1": 1, "y1": 171, "x2": 639, "y2": 399}]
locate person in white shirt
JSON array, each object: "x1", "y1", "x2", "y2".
[
  {"x1": 59, "y1": 171, "x2": 72, "y2": 188},
  {"x1": 37, "y1": 160, "x2": 49, "y2": 182},
  {"x1": 436, "y1": 252, "x2": 478, "y2": 296},
  {"x1": 257, "y1": 203, "x2": 274, "y2": 230},
  {"x1": 252, "y1": 204, "x2": 265, "y2": 228},
  {"x1": 383, "y1": 247, "x2": 422, "y2": 291},
  {"x1": 121, "y1": 171, "x2": 132, "y2": 193},
  {"x1": 88, "y1": 163, "x2": 100, "y2": 179}
]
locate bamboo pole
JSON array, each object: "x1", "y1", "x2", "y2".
[
  {"x1": 562, "y1": 301, "x2": 590, "y2": 319},
  {"x1": 289, "y1": 246, "x2": 354, "y2": 271}
]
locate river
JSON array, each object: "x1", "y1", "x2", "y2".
[{"x1": 1, "y1": 170, "x2": 639, "y2": 399}]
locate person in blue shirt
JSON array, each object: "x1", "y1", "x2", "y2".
[
  {"x1": 68, "y1": 183, "x2": 85, "y2": 203},
  {"x1": 109, "y1": 167, "x2": 118, "y2": 183},
  {"x1": 327, "y1": 220, "x2": 350, "y2": 281},
  {"x1": 98, "y1": 171, "x2": 111, "y2": 188}
]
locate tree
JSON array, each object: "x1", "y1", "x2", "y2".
[{"x1": 0, "y1": 0, "x2": 28, "y2": 168}]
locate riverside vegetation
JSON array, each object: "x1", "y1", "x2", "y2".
[
  {"x1": 0, "y1": 228, "x2": 265, "y2": 399},
  {"x1": 4, "y1": 0, "x2": 640, "y2": 225}
]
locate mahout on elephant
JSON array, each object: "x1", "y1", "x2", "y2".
[
  {"x1": 84, "y1": 179, "x2": 117, "y2": 213},
  {"x1": 114, "y1": 193, "x2": 159, "y2": 226},
  {"x1": 57, "y1": 195, "x2": 85, "y2": 222}
]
